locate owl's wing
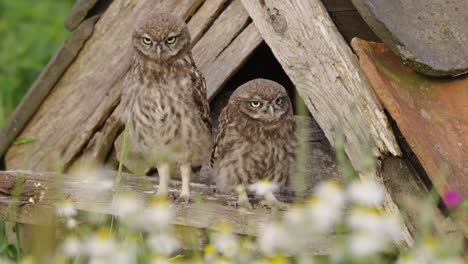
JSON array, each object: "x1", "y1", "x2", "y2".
[
  {"x1": 211, "y1": 106, "x2": 230, "y2": 165},
  {"x1": 190, "y1": 67, "x2": 212, "y2": 132},
  {"x1": 121, "y1": 70, "x2": 139, "y2": 124}
]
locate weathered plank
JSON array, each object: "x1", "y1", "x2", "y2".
[
  {"x1": 192, "y1": 0, "x2": 251, "y2": 72},
  {"x1": 352, "y1": 39, "x2": 468, "y2": 236},
  {"x1": 69, "y1": 104, "x2": 124, "y2": 170},
  {"x1": 240, "y1": 0, "x2": 414, "y2": 245},
  {"x1": 187, "y1": 0, "x2": 229, "y2": 45},
  {"x1": 3, "y1": 0, "x2": 209, "y2": 171},
  {"x1": 0, "y1": 169, "x2": 336, "y2": 253},
  {"x1": 204, "y1": 23, "x2": 263, "y2": 99},
  {"x1": 64, "y1": 0, "x2": 100, "y2": 31},
  {"x1": 0, "y1": 16, "x2": 100, "y2": 162}
]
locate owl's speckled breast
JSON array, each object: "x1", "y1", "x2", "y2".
[{"x1": 129, "y1": 68, "x2": 211, "y2": 167}]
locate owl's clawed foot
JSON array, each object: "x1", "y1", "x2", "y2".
[
  {"x1": 227, "y1": 199, "x2": 253, "y2": 209},
  {"x1": 228, "y1": 192, "x2": 253, "y2": 209},
  {"x1": 176, "y1": 192, "x2": 192, "y2": 203},
  {"x1": 258, "y1": 199, "x2": 290, "y2": 211}
]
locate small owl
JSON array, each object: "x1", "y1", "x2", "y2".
[
  {"x1": 121, "y1": 12, "x2": 211, "y2": 202},
  {"x1": 211, "y1": 79, "x2": 296, "y2": 209}
]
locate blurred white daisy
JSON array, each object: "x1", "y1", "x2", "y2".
[
  {"x1": 348, "y1": 231, "x2": 385, "y2": 257},
  {"x1": 348, "y1": 179, "x2": 384, "y2": 206},
  {"x1": 144, "y1": 197, "x2": 174, "y2": 229},
  {"x1": 248, "y1": 180, "x2": 279, "y2": 196},
  {"x1": 348, "y1": 208, "x2": 382, "y2": 233},
  {"x1": 55, "y1": 199, "x2": 77, "y2": 218},
  {"x1": 257, "y1": 222, "x2": 292, "y2": 256},
  {"x1": 66, "y1": 218, "x2": 78, "y2": 229},
  {"x1": 113, "y1": 192, "x2": 145, "y2": 217},
  {"x1": 213, "y1": 232, "x2": 239, "y2": 258},
  {"x1": 314, "y1": 180, "x2": 345, "y2": 208},
  {"x1": 306, "y1": 197, "x2": 343, "y2": 233},
  {"x1": 151, "y1": 257, "x2": 170, "y2": 264},
  {"x1": 85, "y1": 228, "x2": 118, "y2": 257},
  {"x1": 60, "y1": 236, "x2": 82, "y2": 257},
  {"x1": 348, "y1": 207, "x2": 403, "y2": 244},
  {"x1": 148, "y1": 233, "x2": 180, "y2": 255}
]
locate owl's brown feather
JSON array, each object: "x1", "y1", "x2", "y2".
[{"x1": 188, "y1": 57, "x2": 211, "y2": 132}]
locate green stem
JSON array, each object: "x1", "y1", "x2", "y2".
[{"x1": 110, "y1": 118, "x2": 131, "y2": 231}]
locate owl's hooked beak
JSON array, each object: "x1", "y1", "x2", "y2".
[
  {"x1": 267, "y1": 104, "x2": 275, "y2": 116},
  {"x1": 155, "y1": 44, "x2": 162, "y2": 60}
]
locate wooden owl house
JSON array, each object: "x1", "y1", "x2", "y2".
[{"x1": 0, "y1": 0, "x2": 466, "y2": 247}]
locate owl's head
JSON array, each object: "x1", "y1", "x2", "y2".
[
  {"x1": 132, "y1": 12, "x2": 191, "y2": 62},
  {"x1": 231, "y1": 79, "x2": 293, "y2": 122}
]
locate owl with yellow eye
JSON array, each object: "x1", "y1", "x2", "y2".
[{"x1": 211, "y1": 79, "x2": 296, "y2": 209}]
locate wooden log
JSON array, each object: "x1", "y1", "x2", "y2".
[
  {"x1": 239, "y1": 0, "x2": 414, "y2": 245},
  {"x1": 64, "y1": 0, "x2": 100, "y2": 31},
  {"x1": 0, "y1": 16, "x2": 100, "y2": 161},
  {"x1": 0, "y1": 170, "x2": 336, "y2": 255}
]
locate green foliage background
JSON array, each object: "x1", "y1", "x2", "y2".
[{"x1": 0, "y1": 0, "x2": 74, "y2": 127}]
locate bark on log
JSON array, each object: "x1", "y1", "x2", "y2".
[{"x1": 240, "y1": 0, "x2": 414, "y2": 245}]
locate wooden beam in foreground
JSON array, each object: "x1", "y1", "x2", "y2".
[{"x1": 0, "y1": 170, "x2": 334, "y2": 255}]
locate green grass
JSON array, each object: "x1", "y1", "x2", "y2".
[{"x1": 0, "y1": 0, "x2": 74, "y2": 128}]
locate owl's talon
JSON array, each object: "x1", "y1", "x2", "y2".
[
  {"x1": 227, "y1": 200, "x2": 253, "y2": 209},
  {"x1": 258, "y1": 199, "x2": 290, "y2": 211},
  {"x1": 176, "y1": 193, "x2": 192, "y2": 203}
]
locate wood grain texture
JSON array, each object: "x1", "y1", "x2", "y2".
[
  {"x1": 240, "y1": 0, "x2": 414, "y2": 245},
  {"x1": 5, "y1": 0, "x2": 262, "y2": 171},
  {"x1": 192, "y1": 0, "x2": 250, "y2": 73},
  {"x1": 0, "y1": 16, "x2": 99, "y2": 161},
  {"x1": 204, "y1": 23, "x2": 263, "y2": 99},
  {"x1": 0, "y1": 170, "x2": 335, "y2": 255},
  {"x1": 187, "y1": 0, "x2": 229, "y2": 45},
  {"x1": 64, "y1": 0, "x2": 100, "y2": 31},
  {"x1": 69, "y1": 104, "x2": 124, "y2": 170}
]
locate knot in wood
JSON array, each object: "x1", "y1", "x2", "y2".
[{"x1": 267, "y1": 7, "x2": 287, "y2": 34}]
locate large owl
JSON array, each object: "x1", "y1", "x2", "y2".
[
  {"x1": 211, "y1": 79, "x2": 296, "y2": 209},
  {"x1": 121, "y1": 12, "x2": 211, "y2": 202}
]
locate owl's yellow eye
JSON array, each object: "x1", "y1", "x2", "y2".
[
  {"x1": 166, "y1": 36, "x2": 177, "y2": 44},
  {"x1": 250, "y1": 101, "x2": 262, "y2": 108},
  {"x1": 142, "y1": 37, "x2": 152, "y2": 45},
  {"x1": 275, "y1": 97, "x2": 284, "y2": 105}
]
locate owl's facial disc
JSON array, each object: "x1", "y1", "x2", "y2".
[
  {"x1": 135, "y1": 31, "x2": 186, "y2": 62},
  {"x1": 243, "y1": 95, "x2": 288, "y2": 122}
]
